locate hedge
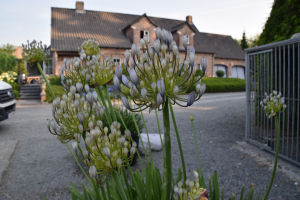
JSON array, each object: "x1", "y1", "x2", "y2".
[{"x1": 187, "y1": 77, "x2": 245, "y2": 93}]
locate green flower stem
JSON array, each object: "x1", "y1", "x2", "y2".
[
  {"x1": 190, "y1": 119, "x2": 203, "y2": 177},
  {"x1": 37, "y1": 62, "x2": 55, "y2": 99},
  {"x1": 264, "y1": 115, "x2": 280, "y2": 200},
  {"x1": 162, "y1": 99, "x2": 172, "y2": 200},
  {"x1": 168, "y1": 99, "x2": 187, "y2": 185},
  {"x1": 112, "y1": 170, "x2": 128, "y2": 200},
  {"x1": 103, "y1": 85, "x2": 117, "y2": 122},
  {"x1": 95, "y1": 86, "x2": 112, "y2": 125},
  {"x1": 67, "y1": 143, "x2": 93, "y2": 186},
  {"x1": 140, "y1": 111, "x2": 153, "y2": 163},
  {"x1": 155, "y1": 109, "x2": 165, "y2": 158},
  {"x1": 128, "y1": 97, "x2": 149, "y2": 164}
]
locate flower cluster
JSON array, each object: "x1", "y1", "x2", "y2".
[
  {"x1": 114, "y1": 27, "x2": 206, "y2": 112},
  {"x1": 80, "y1": 121, "x2": 136, "y2": 184},
  {"x1": 260, "y1": 91, "x2": 286, "y2": 118},
  {"x1": 60, "y1": 40, "x2": 114, "y2": 91},
  {"x1": 46, "y1": 84, "x2": 105, "y2": 143},
  {"x1": 173, "y1": 171, "x2": 208, "y2": 200},
  {"x1": 22, "y1": 40, "x2": 50, "y2": 63}
]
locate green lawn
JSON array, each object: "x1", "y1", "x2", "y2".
[
  {"x1": 45, "y1": 85, "x2": 65, "y2": 103},
  {"x1": 187, "y1": 77, "x2": 245, "y2": 93}
]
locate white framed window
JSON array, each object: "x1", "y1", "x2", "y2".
[
  {"x1": 113, "y1": 58, "x2": 121, "y2": 66},
  {"x1": 231, "y1": 66, "x2": 245, "y2": 79},
  {"x1": 197, "y1": 63, "x2": 202, "y2": 70},
  {"x1": 140, "y1": 30, "x2": 149, "y2": 41},
  {"x1": 185, "y1": 35, "x2": 190, "y2": 44}
]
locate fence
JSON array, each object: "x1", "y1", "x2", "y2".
[{"x1": 245, "y1": 37, "x2": 300, "y2": 166}]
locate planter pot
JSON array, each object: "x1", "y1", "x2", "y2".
[{"x1": 130, "y1": 133, "x2": 140, "y2": 166}]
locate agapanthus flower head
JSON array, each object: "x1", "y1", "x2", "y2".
[
  {"x1": 60, "y1": 41, "x2": 115, "y2": 90},
  {"x1": 22, "y1": 40, "x2": 50, "y2": 64},
  {"x1": 47, "y1": 85, "x2": 106, "y2": 143},
  {"x1": 82, "y1": 120, "x2": 135, "y2": 183},
  {"x1": 260, "y1": 90, "x2": 286, "y2": 118},
  {"x1": 115, "y1": 27, "x2": 206, "y2": 112},
  {"x1": 174, "y1": 171, "x2": 208, "y2": 200},
  {"x1": 80, "y1": 39, "x2": 100, "y2": 57}
]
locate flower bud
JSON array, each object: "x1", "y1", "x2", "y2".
[
  {"x1": 125, "y1": 129, "x2": 131, "y2": 139},
  {"x1": 92, "y1": 91, "x2": 98, "y2": 102},
  {"x1": 86, "y1": 74, "x2": 90, "y2": 83},
  {"x1": 153, "y1": 39, "x2": 160, "y2": 53},
  {"x1": 173, "y1": 85, "x2": 179, "y2": 96},
  {"x1": 122, "y1": 75, "x2": 129, "y2": 87},
  {"x1": 190, "y1": 114, "x2": 194, "y2": 122},
  {"x1": 157, "y1": 93, "x2": 163, "y2": 106},
  {"x1": 78, "y1": 124, "x2": 83, "y2": 133},
  {"x1": 161, "y1": 29, "x2": 168, "y2": 41},
  {"x1": 157, "y1": 79, "x2": 165, "y2": 98},
  {"x1": 116, "y1": 158, "x2": 122, "y2": 168},
  {"x1": 70, "y1": 85, "x2": 76, "y2": 94},
  {"x1": 200, "y1": 57, "x2": 207, "y2": 72},
  {"x1": 89, "y1": 165, "x2": 97, "y2": 179},
  {"x1": 115, "y1": 65, "x2": 122, "y2": 80},
  {"x1": 172, "y1": 45, "x2": 179, "y2": 55},
  {"x1": 187, "y1": 91, "x2": 196, "y2": 106},
  {"x1": 99, "y1": 106, "x2": 105, "y2": 116},
  {"x1": 181, "y1": 35, "x2": 188, "y2": 48},
  {"x1": 129, "y1": 68, "x2": 138, "y2": 85},
  {"x1": 189, "y1": 52, "x2": 195, "y2": 67},
  {"x1": 113, "y1": 75, "x2": 120, "y2": 89},
  {"x1": 125, "y1": 50, "x2": 130, "y2": 63},
  {"x1": 85, "y1": 84, "x2": 90, "y2": 93},
  {"x1": 97, "y1": 120, "x2": 103, "y2": 128},
  {"x1": 83, "y1": 148, "x2": 88, "y2": 157},
  {"x1": 130, "y1": 147, "x2": 136, "y2": 155},
  {"x1": 131, "y1": 43, "x2": 138, "y2": 56},
  {"x1": 141, "y1": 88, "x2": 147, "y2": 100},
  {"x1": 193, "y1": 170, "x2": 199, "y2": 178},
  {"x1": 156, "y1": 27, "x2": 162, "y2": 39},
  {"x1": 72, "y1": 141, "x2": 78, "y2": 151},
  {"x1": 103, "y1": 147, "x2": 111, "y2": 158},
  {"x1": 140, "y1": 38, "x2": 145, "y2": 48},
  {"x1": 76, "y1": 82, "x2": 83, "y2": 93},
  {"x1": 149, "y1": 47, "x2": 155, "y2": 59},
  {"x1": 196, "y1": 83, "x2": 201, "y2": 93},
  {"x1": 46, "y1": 119, "x2": 51, "y2": 129},
  {"x1": 121, "y1": 96, "x2": 130, "y2": 110},
  {"x1": 161, "y1": 58, "x2": 167, "y2": 69},
  {"x1": 78, "y1": 112, "x2": 84, "y2": 124}
]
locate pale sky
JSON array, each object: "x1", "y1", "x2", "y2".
[{"x1": 0, "y1": 0, "x2": 273, "y2": 47}]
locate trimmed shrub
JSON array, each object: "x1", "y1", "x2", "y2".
[
  {"x1": 216, "y1": 70, "x2": 225, "y2": 77},
  {"x1": 49, "y1": 76, "x2": 62, "y2": 86},
  {"x1": 13, "y1": 90, "x2": 19, "y2": 100},
  {"x1": 187, "y1": 77, "x2": 245, "y2": 93}
]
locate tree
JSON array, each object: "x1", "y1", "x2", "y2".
[
  {"x1": 0, "y1": 52, "x2": 17, "y2": 74},
  {"x1": 248, "y1": 33, "x2": 260, "y2": 48},
  {"x1": 234, "y1": 38, "x2": 241, "y2": 46},
  {"x1": 257, "y1": 0, "x2": 300, "y2": 45},
  {"x1": 240, "y1": 31, "x2": 249, "y2": 50},
  {"x1": 0, "y1": 44, "x2": 17, "y2": 54}
]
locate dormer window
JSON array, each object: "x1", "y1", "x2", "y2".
[
  {"x1": 140, "y1": 30, "x2": 149, "y2": 41},
  {"x1": 113, "y1": 58, "x2": 121, "y2": 66}
]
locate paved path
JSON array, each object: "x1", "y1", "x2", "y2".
[{"x1": 0, "y1": 92, "x2": 299, "y2": 199}]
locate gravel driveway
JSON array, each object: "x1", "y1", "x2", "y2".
[{"x1": 0, "y1": 92, "x2": 299, "y2": 199}]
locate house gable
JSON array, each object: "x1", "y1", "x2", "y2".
[
  {"x1": 124, "y1": 15, "x2": 157, "y2": 45},
  {"x1": 172, "y1": 23, "x2": 196, "y2": 48}
]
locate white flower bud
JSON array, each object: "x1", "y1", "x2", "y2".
[
  {"x1": 156, "y1": 27, "x2": 162, "y2": 39},
  {"x1": 173, "y1": 85, "x2": 179, "y2": 96},
  {"x1": 157, "y1": 93, "x2": 163, "y2": 106},
  {"x1": 130, "y1": 147, "x2": 136, "y2": 155},
  {"x1": 116, "y1": 158, "x2": 122, "y2": 168},
  {"x1": 89, "y1": 165, "x2": 97, "y2": 179},
  {"x1": 72, "y1": 141, "x2": 78, "y2": 151},
  {"x1": 103, "y1": 147, "x2": 111, "y2": 158},
  {"x1": 140, "y1": 38, "x2": 145, "y2": 48},
  {"x1": 181, "y1": 35, "x2": 188, "y2": 48}
]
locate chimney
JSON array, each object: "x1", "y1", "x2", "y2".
[
  {"x1": 76, "y1": 1, "x2": 85, "y2": 13},
  {"x1": 186, "y1": 15, "x2": 192, "y2": 24}
]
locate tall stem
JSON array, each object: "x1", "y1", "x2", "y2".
[
  {"x1": 264, "y1": 115, "x2": 280, "y2": 200},
  {"x1": 168, "y1": 99, "x2": 187, "y2": 185},
  {"x1": 191, "y1": 120, "x2": 203, "y2": 177},
  {"x1": 103, "y1": 85, "x2": 117, "y2": 121},
  {"x1": 140, "y1": 111, "x2": 153, "y2": 163},
  {"x1": 37, "y1": 62, "x2": 55, "y2": 99},
  {"x1": 162, "y1": 99, "x2": 172, "y2": 200}
]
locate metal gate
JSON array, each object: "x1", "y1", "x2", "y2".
[{"x1": 245, "y1": 37, "x2": 300, "y2": 166}]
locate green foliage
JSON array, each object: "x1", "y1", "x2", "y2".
[
  {"x1": 13, "y1": 90, "x2": 19, "y2": 100},
  {"x1": 45, "y1": 85, "x2": 65, "y2": 103},
  {"x1": 17, "y1": 59, "x2": 27, "y2": 75},
  {"x1": 187, "y1": 77, "x2": 245, "y2": 93},
  {"x1": 195, "y1": 69, "x2": 203, "y2": 77},
  {"x1": 0, "y1": 52, "x2": 17, "y2": 73},
  {"x1": 216, "y1": 70, "x2": 225, "y2": 77},
  {"x1": 0, "y1": 43, "x2": 17, "y2": 54},
  {"x1": 49, "y1": 75, "x2": 62, "y2": 86},
  {"x1": 240, "y1": 31, "x2": 249, "y2": 50},
  {"x1": 103, "y1": 107, "x2": 144, "y2": 134},
  {"x1": 257, "y1": 0, "x2": 300, "y2": 45}
]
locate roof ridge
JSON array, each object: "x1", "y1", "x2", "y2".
[
  {"x1": 199, "y1": 31, "x2": 231, "y2": 37},
  {"x1": 51, "y1": 7, "x2": 141, "y2": 18},
  {"x1": 51, "y1": 7, "x2": 186, "y2": 23}
]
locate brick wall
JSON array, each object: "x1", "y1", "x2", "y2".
[{"x1": 214, "y1": 58, "x2": 245, "y2": 77}]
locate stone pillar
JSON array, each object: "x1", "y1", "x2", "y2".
[{"x1": 40, "y1": 82, "x2": 46, "y2": 103}]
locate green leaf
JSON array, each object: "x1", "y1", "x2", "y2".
[
  {"x1": 240, "y1": 187, "x2": 245, "y2": 200},
  {"x1": 212, "y1": 171, "x2": 219, "y2": 200},
  {"x1": 40, "y1": 194, "x2": 48, "y2": 200}
]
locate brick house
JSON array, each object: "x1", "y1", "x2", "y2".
[{"x1": 50, "y1": 2, "x2": 245, "y2": 78}]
